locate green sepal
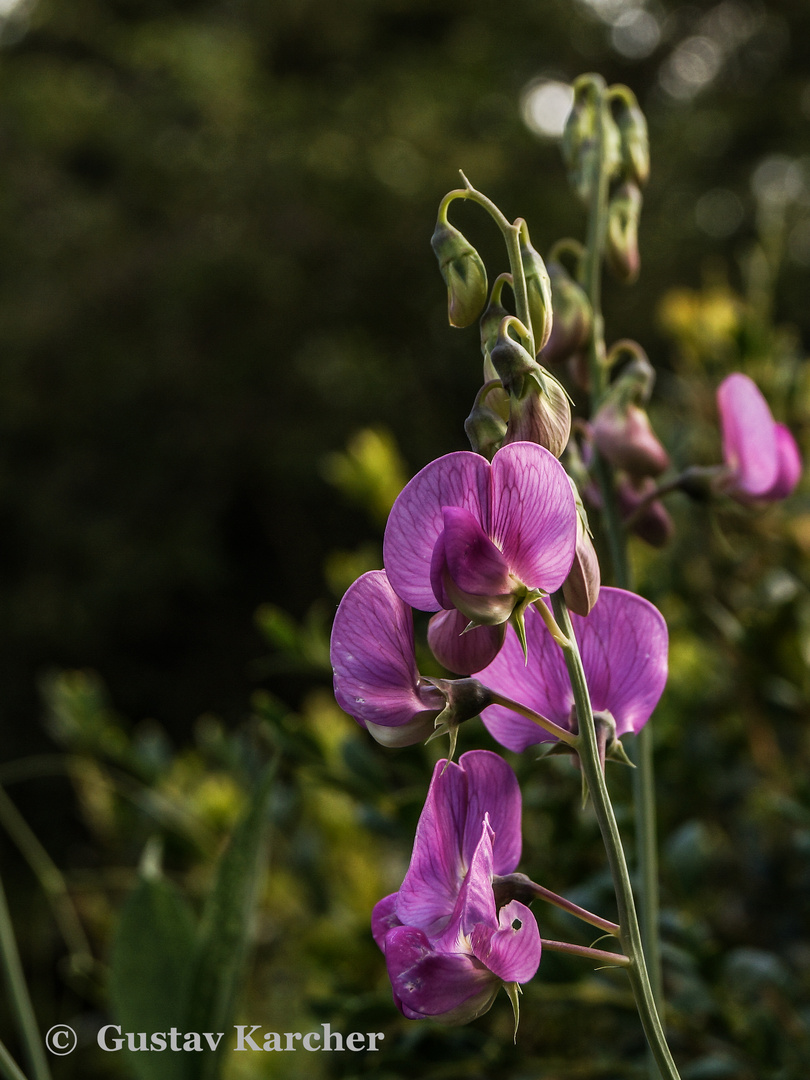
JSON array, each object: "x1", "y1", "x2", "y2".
[{"x1": 503, "y1": 980, "x2": 522, "y2": 1042}]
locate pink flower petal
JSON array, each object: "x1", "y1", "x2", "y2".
[
  {"x1": 490, "y1": 442, "x2": 577, "y2": 594},
  {"x1": 717, "y1": 374, "x2": 779, "y2": 498},
  {"x1": 470, "y1": 900, "x2": 541, "y2": 983},
  {"x1": 427, "y1": 609, "x2": 506, "y2": 675},
  {"x1": 330, "y1": 570, "x2": 443, "y2": 733},
  {"x1": 384, "y1": 452, "x2": 491, "y2": 611}
]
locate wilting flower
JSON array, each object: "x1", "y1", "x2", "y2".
[
  {"x1": 330, "y1": 570, "x2": 445, "y2": 746},
  {"x1": 383, "y1": 442, "x2": 577, "y2": 664},
  {"x1": 372, "y1": 750, "x2": 541, "y2": 1024},
  {"x1": 476, "y1": 587, "x2": 668, "y2": 753},
  {"x1": 716, "y1": 373, "x2": 801, "y2": 503}
]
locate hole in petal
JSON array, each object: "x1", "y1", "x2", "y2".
[{"x1": 511, "y1": 919, "x2": 522, "y2": 931}]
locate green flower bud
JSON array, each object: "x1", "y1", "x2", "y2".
[
  {"x1": 519, "y1": 234, "x2": 554, "y2": 353},
  {"x1": 562, "y1": 74, "x2": 622, "y2": 204},
  {"x1": 431, "y1": 218, "x2": 488, "y2": 328},
  {"x1": 606, "y1": 181, "x2": 642, "y2": 284},
  {"x1": 464, "y1": 382, "x2": 508, "y2": 460},
  {"x1": 479, "y1": 277, "x2": 512, "y2": 375},
  {"x1": 489, "y1": 330, "x2": 537, "y2": 398},
  {"x1": 613, "y1": 91, "x2": 650, "y2": 188},
  {"x1": 541, "y1": 260, "x2": 593, "y2": 365}
]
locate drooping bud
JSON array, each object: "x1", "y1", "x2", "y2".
[
  {"x1": 610, "y1": 85, "x2": 650, "y2": 187},
  {"x1": 504, "y1": 365, "x2": 572, "y2": 459},
  {"x1": 430, "y1": 217, "x2": 488, "y2": 328},
  {"x1": 479, "y1": 274, "x2": 513, "y2": 381},
  {"x1": 541, "y1": 259, "x2": 593, "y2": 365},
  {"x1": 562, "y1": 480, "x2": 601, "y2": 616},
  {"x1": 606, "y1": 181, "x2": 642, "y2": 284},
  {"x1": 519, "y1": 227, "x2": 553, "y2": 352},
  {"x1": 489, "y1": 325, "x2": 538, "y2": 398},
  {"x1": 592, "y1": 351, "x2": 669, "y2": 478},
  {"x1": 423, "y1": 676, "x2": 497, "y2": 761},
  {"x1": 464, "y1": 381, "x2": 508, "y2": 460},
  {"x1": 562, "y1": 74, "x2": 621, "y2": 204}
]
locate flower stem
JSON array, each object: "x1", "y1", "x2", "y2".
[
  {"x1": 486, "y1": 690, "x2": 578, "y2": 748},
  {"x1": 0, "y1": 875, "x2": 52, "y2": 1080},
  {"x1": 551, "y1": 592, "x2": 680, "y2": 1080},
  {"x1": 541, "y1": 938, "x2": 630, "y2": 968},
  {"x1": 578, "y1": 76, "x2": 664, "y2": 1033}
]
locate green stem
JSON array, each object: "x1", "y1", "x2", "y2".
[
  {"x1": 486, "y1": 690, "x2": 578, "y2": 748},
  {"x1": 551, "y1": 592, "x2": 680, "y2": 1080},
  {"x1": 0, "y1": 875, "x2": 52, "y2": 1080},
  {"x1": 578, "y1": 78, "x2": 664, "y2": 1032},
  {"x1": 0, "y1": 1039, "x2": 30, "y2": 1080}
]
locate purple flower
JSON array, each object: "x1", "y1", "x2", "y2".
[
  {"x1": 717, "y1": 373, "x2": 801, "y2": 503},
  {"x1": 476, "y1": 587, "x2": 668, "y2": 753},
  {"x1": 330, "y1": 570, "x2": 445, "y2": 747},
  {"x1": 372, "y1": 750, "x2": 541, "y2": 1024},
  {"x1": 382, "y1": 442, "x2": 577, "y2": 668}
]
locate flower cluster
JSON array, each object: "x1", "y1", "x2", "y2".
[{"x1": 328, "y1": 83, "x2": 801, "y2": 1036}]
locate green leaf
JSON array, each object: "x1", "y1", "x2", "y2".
[
  {"x1": 109, "y1": 856, "x2": 198, "y2": 1080},
  {"x1": 182, "y1": 758, "x2": 277, "y2": 1080}
]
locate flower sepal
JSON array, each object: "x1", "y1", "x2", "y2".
[{"x1": 423, "y1": 677, "x2": 495, "y2": 762}]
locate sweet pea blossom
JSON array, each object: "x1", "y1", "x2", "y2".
[
  {"x1": 717, "y1": 373, "x2": 801, "y2": 503},
  {"x1": 330, "y1": 570, "x2": 446, "y2": 747},
  {"x1": 476, "y1": 587, "x2": 668, "y2": 753},
  {"x1": 372, "y1": 750, "x2": 541, "y2": 1024},
  {"x1": 383, "y1": 441, "x2": 577, "y2": 669}
]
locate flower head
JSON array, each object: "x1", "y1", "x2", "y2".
[
  {"x1": 383, "y1": 442, "x2": 577, "y2": 658},
  {"x1": 717, "y1": 373, "x2": 801, "y2": 503},
  {"x1": 372, "y1": 750, "x2": 541, "y2": 1024},
  {"x1": 476, "y1": 587, "x2": 668, "y2": 753}
]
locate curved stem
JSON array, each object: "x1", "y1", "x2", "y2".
[
  {"x1": 441, "y1": 177, "x2": 536, "y2": 353},
  {"x1": 494, "y1": 874, "x2": 620, "y2": 936},
  {"x1": 0, "y1": 1039, "x2": 30, "y2": 1080},
  {"x1": 551, "y1": 592, "x2": 680, "y2": 1080}
]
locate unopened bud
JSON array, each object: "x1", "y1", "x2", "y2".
[
  {"x1": 592, "y1": 350, "x2": 668, "y2": 478},
  {"x1": 465, "y1": 383, "x2": 508, "y2": 460},
  {"x1": 541, "y1": 260, "x2": 592, "y2": 365},
  {"x1": 504, "y1": 365, "x2": 572, "y2": 458},
  {"x1": 606, "y1": 181, "x2": 642, "y2": 284},
  {"x1": 479, "y1": 278, "x2": 512, "y2": 376},
  {"x1": 519, "y1": 232, "x2": 553, "y2": 352},
  {"x1": 489, "y1": 328, "x2": 537, "y2": 398},
  {"x1": 562, "y1": 482, "x2": 600, "y2": 616},
  {"x1": 431, "y1": 218, "x2": 488, "y2": 328},
  {"x1": 611, "y1": 86, "x2": 650, "y2": 187},
  {"x1": 562, "y1": 74, "x2": 622, "y2": 204}
]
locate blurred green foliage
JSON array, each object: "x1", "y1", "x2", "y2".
[{"x1": 0, "y1": 0, "x2": 809, "y2": 1077}]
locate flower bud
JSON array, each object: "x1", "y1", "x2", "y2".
[
  {"x1": 489, "y1": 329, "x2": 537, "y2": 398},
  {"x1": 504, "y1": 365, "x2": 572, "y2": 459},
  {"x1": 541, "y1": 260, "x2": 592, "y2": 365},
  {"x1": 562, "y1": 75, "x2": 622, "y2": 204},
  {"x1": 464, "y1": 382, "x2": 508, "y2": 460},
  {"x1": 562, "y1": 482, "x2": 600, "y2": 616},
  {"x1": 479, "y1": 279, "x2": 512, "y2": 377},
  {"x1": 593, "y1": 401, "x2": 669, "y2": 478},
  {"x1": 606, "y1": 181, "x2": 642, "y2": 284},
  {"x1": 519, "y1": 233, "x2": 553, "y2": 352},
  {"x1": 611, "y1": 87, "x2": 650, "y2": 187},
  {"x1": 431, "y1": 218, "x2": 488, "y2": 328},
  {"x1": 592, "y1": 351, "x2": 669, "y2": 478}
]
